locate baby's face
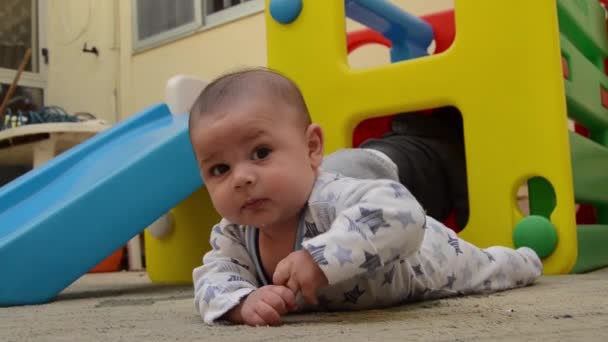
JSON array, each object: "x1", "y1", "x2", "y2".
[{"x1": 190, "y1": 97, "x2": 322, "y2": 231}]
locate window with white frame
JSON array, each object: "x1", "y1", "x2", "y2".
[
  {"x1": 136, "y1": 0, "x2": 197, "y2": 41},
  {"x1": 0, "y1": 0, "x2": 46, "y2": 121},
  {"x1": 133, "y1": 0, "x2": 263, "y2": 52},
  {"x1": 206, "y1": 0, "x2": 255, "y2": 15}
]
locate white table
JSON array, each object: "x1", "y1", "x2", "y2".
[{"x1": 0, "y1": 120, "x2": 109, "y2": 167}]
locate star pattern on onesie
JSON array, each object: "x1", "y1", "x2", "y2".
[
  {"x1": 395, "y1": 210, "x2": 417, "y2": 228},
  {"x1": 357, "y1": 207, "x2": 390, "y2": 234},
  {"x1": 389, "y1": 182, "x2": 410, "y2": 198},
  {"x1": 412, "y1": 264, "x2": 424, "y2": 276},
  {"x1": 444, "y1": 274, "x2": 457, "y2": 289},
  {"x1": 346, "y1": 216, "x2": 368, "y2": 239},
  {"x1": 388, "y1": 248, "x2": 401, "y2": 263},
  {"x1": 447, "y1": 235, "x2": 463, "y2": 255},
  {"x1": 343, "y1": 284, "x2": 365, "y2": 304},
  {"x1": 382, "y1": 265, "x2": 396, "y2": 285},
  {"x1": 482, "y1": 250, "x2": 496, "y2": 262},
  {"x1": 333, "y1": 245, "x2": 353, "y2": 266},
  {"x1": 203, "y1": 286, "x2": 219, "y2": 304},
  {"x1": 359, "y1": 251, "x2": 382, "y2": 274}
]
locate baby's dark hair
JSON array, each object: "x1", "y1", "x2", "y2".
[{"x1": 189, "y1": 67, "x2": 311, "y2": 133}]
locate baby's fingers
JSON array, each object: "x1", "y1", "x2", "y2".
[
  {"x1": 269, "y1": 285, "x2": 297, "y2": 311},
  {"x1": 300, "y1": 284, "x2": 319, "y2": 306},
  {"x1": 272, "y1": 259, "x2": 291, "y2": 286},
  {"x1": 253, "y1": 301, "x2": 282, "y2": 326},
  {"x1": 245, "y1": 312, "x2": 268, "y2": 327}
]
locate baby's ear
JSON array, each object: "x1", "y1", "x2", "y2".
[{"x1": 306, "y1": 123, "x2": 324, "y2": 169}]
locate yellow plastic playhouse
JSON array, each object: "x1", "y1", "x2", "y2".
[{"x1": 145, "y1": 0, "x2": 608, "y2": 281}]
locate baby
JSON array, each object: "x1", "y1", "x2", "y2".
[{"x1": 189, "y1": 68, "x2": 542, "y2": 326}]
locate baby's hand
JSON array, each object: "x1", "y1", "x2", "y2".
[
  {"x1": 273, "y1": 250, "x2": 329, "y2": 305},
  {"x1": 225, "y1": 285, "x2": 296, "y2": 326}
]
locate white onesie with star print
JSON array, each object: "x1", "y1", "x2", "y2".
[{"x1": 193, "y1": 171, "x2": 542, "y2": 323}]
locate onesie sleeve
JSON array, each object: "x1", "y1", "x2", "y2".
[
  {"x1": 302, "y1": 179, "x2": 427, "y2": 285},
  {"x1": 193, "y1": 220, "x2": 259, "y2": 323}
]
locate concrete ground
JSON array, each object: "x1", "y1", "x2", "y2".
[{"x1": 2, "y1": 268, "x2": 608, "y2": 342}]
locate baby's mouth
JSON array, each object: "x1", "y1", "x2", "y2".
[{"x1": 241, "y1": 198, "x2": 267, "y2": 210}]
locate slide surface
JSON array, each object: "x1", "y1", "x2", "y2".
[{"x1": 0, "y1": 104, "x2": 202, "y2": 306}]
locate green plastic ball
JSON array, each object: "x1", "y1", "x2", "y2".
[{"x1": 513, "y1": 215, "x2": 558, "y2": 259}]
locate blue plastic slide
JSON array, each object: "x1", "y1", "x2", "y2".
[{"x1": 0, "y1": 104, "x2": 202, "y2": 306}]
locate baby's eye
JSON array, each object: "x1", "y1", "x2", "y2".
[
  {"x1": 210, "y1": 164, "x2": 230, "y2": 176},
  {"x1": 252, "y1": 147, "x2": 271, "y2": 160}
]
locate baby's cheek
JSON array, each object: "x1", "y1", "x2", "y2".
[
  {"x1": 209, "y1": 189, "x2": 231, "y2": 217},
  {"x1": 264, "y1": 170, "x2": 287, "y2": 191}
]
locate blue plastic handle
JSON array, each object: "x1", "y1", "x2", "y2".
[{"x1": 345, "y1": 0, "x2": 434, "y2": 61}]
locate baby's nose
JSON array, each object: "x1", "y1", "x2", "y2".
[{"x1": 233, "y1": 167, "x2": 256, "y2": 189}]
